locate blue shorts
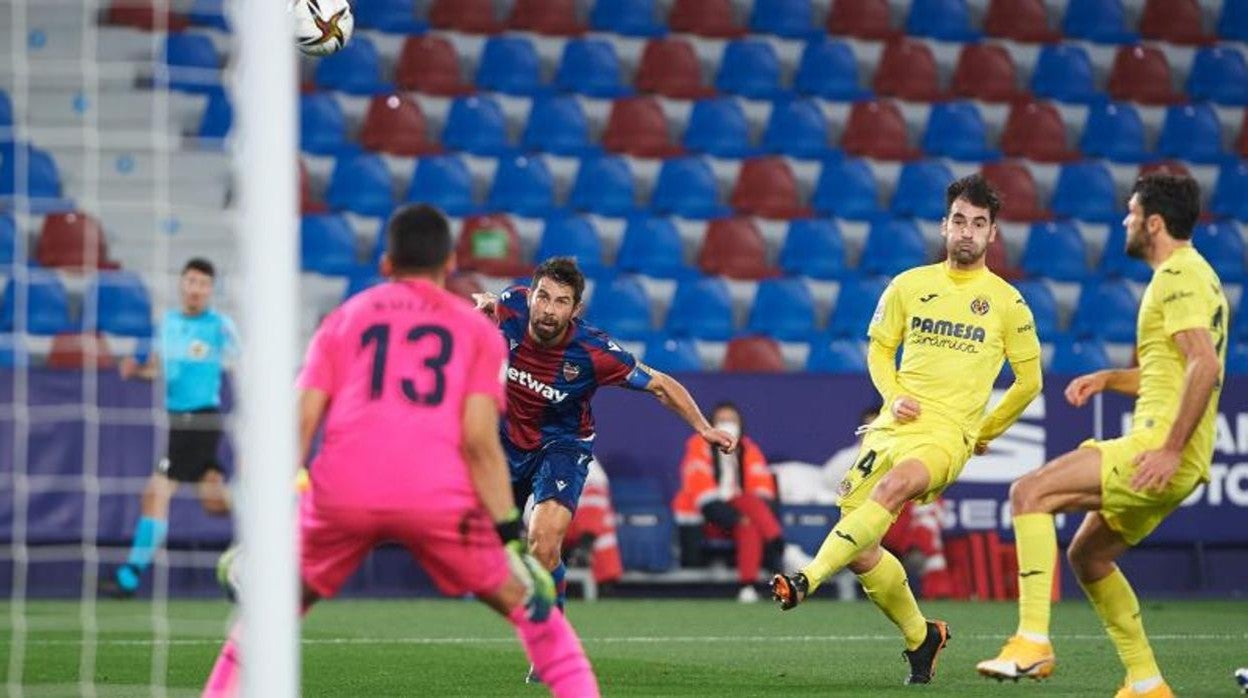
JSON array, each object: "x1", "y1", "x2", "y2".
[{"x1": 506, "y1": 441, "x2": 591, "y2": 514}]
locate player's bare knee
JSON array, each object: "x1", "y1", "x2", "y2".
[
  {"x1": 1009, "y1": 473, "x2": 1043, "y2": 514},
  {"x1": 871, "y1": 473, "x2": 917, "y2": 511}
]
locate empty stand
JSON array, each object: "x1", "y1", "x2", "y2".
[
  {"x1": 723, "y1": 336, "x2": 787, "y2": 372},
  {"x1": 697, "y1": 217, "x2": 778, "y2": 279},
  {"x1": 729, "y1": 157, "x2": 810, "y2": 219},
  {"x1": 872, "y1": 38, "x2": 944, "y2": 101},
  {"x1": 360, "y1": 94, "x2": 439, "y2": 157},
  {"x1": 635, "y1": 38, "x2": 714, "y2": 99}
]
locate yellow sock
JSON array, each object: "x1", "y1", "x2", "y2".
[
  {"x1": 1082, "y1": 567, "x2": 1161, "y2": 683},
  {"x1": 1013, "y1": 512, "x2": 1056, "y2": 638},
  {"x1": 803, "y1": 500, "x2": 893, "y2": 591},
  {"x1": 858, "y1": 549, "x2": 928, "y2": 650}
]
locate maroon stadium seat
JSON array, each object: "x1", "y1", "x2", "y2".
[
  {"x1": 36, "y1": 212, "x2": 119, "y2": 270},
  {"x1": 1140, "y1": 0, "x2": 1213, "y2": 45},
  {"x1": 601, "y1": 96, "x2": 683, "y2": 158},
  {"x1": 106, "y1": 2, "x2": 190, "y2": 31},
  {"x1": 360, "y1": 94, "x2": 440, "y2": 156},
  {"x1": 723, "y1": 336, "x2": 786, "y2": 373},
  {"x1": 300, "y1": 160, "x2": 327, "y2": 214},
  {"x1": 729, "y1": 157, "x2": 811, "y2": 220},
  {"x1": 983, "y1": 0, "x2": 1061, "y2": 43},
  {"x1": 951, "y1": 44, "x2": 1026, "y2": 103},
  {"x1": 454, "y1": 214, "x2": 534, "y2": 277},
  {"x1": 1108, "y1": 46, "x2": 1183, "y2": 105},
  {"x1": 981, "y1": 161, "x2": 1050, "y2": 222},
  {"x1": 395, "y1": 36, "x2": 474, "y2": 96},
  {"x1": 445, "y1": 272, "x2": 486, "y2": 303},
  {"x1": 827, "y1": 0, "x2": 900, "y2": 39},
  {"x1": 1139, "y1": 160, "x2": 1192, "y2": 178},
  {"x1": 48, "y1": 332, "x2": 115, "y2": 370},
  {"x1": 428, "y1": 0, "x2": 505, "y2": 33},
  {"x1": 635, "y1": 38, "x2": 715, "y2": 99},
  {"x1": 1001, "y1": 101, "x2": 1080, "y2": 163},
  {"x1": 669, "y1": 0, "x2": 746, "y2": 38},
  {"x1": 508, "y1": 0, "x2": 587, "y2": 35},
  {"x1": 985, "y1": 235, "x2": 1023, "y2": 281},
  {"x1": 1237, "y1": 111, "x2": 1248, "y2": 157},
  {"x1": 841, "y1": 99, "x2": 921, "y2": 161},
  {"x1": 697, "y1": 218, "x2": 779, "y2": 280},
  {"x1": 872, "y1": 38, "x2": 944, "y2": 102}
]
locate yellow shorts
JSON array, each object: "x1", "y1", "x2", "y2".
[
  {"x1": 1080, "y1": 428, "x2": 1205, "y2": 546},
  {"x1": 837, "y1": 420, "x2": 973, "y2": 517}
]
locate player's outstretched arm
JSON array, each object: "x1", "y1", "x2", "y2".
[
  {"x1": 298, "y1": 388, "x2": 330, "y2": 469},
  {"x1": 119, "y1": 352, "x2": 160, "y2": 381},
  {"x1": 640, "y1": 365, "x2": 737, "y2": 452},
  {"x1": 866, "y1": 338, "x2": 921, "y2": 422},
  {"x1": 974, "y1": 356, "x2": 1043, "y2": 452},
  {"x1": 1065, "y1": 368, "x2": 1141, "y2": 407}
]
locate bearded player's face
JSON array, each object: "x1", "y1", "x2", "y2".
[
  {"x1": 528, "y1": 276, "x2": 579, "y2": 344},
  {"x1": 1123, "y1": 193, "x2": 1152, "y2": 260},
  {"x1": 942, "y1": 197, "x2": 996, "y2": 268}
]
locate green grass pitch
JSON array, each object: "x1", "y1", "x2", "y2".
[{"x1": 4, "y1": 598, "x2": 1246, "y2": 696}]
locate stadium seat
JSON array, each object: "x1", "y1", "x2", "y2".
[
  {"x1": 1099, "y1": 222, "x2": 1153, "y2": 281},
  {"x1": 670, "y1": 0, "x2": 745, "y2": 37},
  {"x1": 1050, "y1": 337, "x2": 1112, "y2": 374},
  {"x1": 841, "y1": 99, "x2": 920, "y2": 161},
  {"x1": 536, "y1": 214, "x2": 605, "y2": 277},
  {"x1": 487, "y1": 155, "x2": 556, "y2": 217},
  {"x1": 395, "y1": 36, "x2": 473, "y2": 96},
  {"x1": 1239, "y1": 113, "x2": 1248, "y2": 158},
  {"x1": 613, "y1": 478, "x2": 675, "y2": 571},
  {"x1": 442, "y1": 95, "x2": 511, "y2": 156},
  {"x1": 1188, "y1": 47, "x2": 1248, "y2": 105},
  {"x1": 0, "y1": 216, "x2": 17, "y2": 266},
  {"x1": 0, "y1": 143, "x2": 70, "y2": 211},
  {"x1": 666, "y1": 277, "x2": 735, "y2": 340},
  {"x1": 475, "y1": 36, "x2": 545, "y2": 96},
  {"x1": 1072, "y1": 279, "x2": 1138, "y2": 341},
  {"x1": 429, "y1": 0, "x2": 504, "y2": 33},
  {"x1": 729, "y1": 157, "x2": 810, "y2": 219},
  {"x1": 454, "y1": 214, "x2": 533, "y2": 277},
  {"x1": 446, "y1": 272, "x2": 486, "y2": 303},
  {"x1": 750, "y1": 0, "x2": 818, "y2": 38},
  {"x1": 1013, "y1": 279, "x2": 1060, "y2": 338},
  {"x1": 1108, "y1": 46, "x2": 1182, "y2": 105},
  {"x1": 697, "y1": 217, "x2": 779, "y2": 279},
  {"x1": 906, "y1": 0, "x2": 980, "y2": 40},
  {"x1": 568, "y1": 155, "x2": 636, "y2": 216},
  {"x1": 325, "y1": 153, "x2": 394, "y2": 217},
  {"x1": 315, "y1": 36, "x2": 390, "y2": 95},
  {"x1": 1079, "y1": 102, "x2": 1150, "y2": 163},
  {"x1": 1211, "y1": 161, "x2": 1248, "y2": 221},
  {"x1": 587, "y1": 275, "x2": 652, "y2": 340},
  {"x1": 779, "y1": 218, "x2": 846, "y2": 279},
  {"x1": 1140, "y1": 0, "x2": 1213, "y2": 44},
  {"x1": 1061, "y1": 0, "x2": 1139, "y2": 43},
  {"x1": 643, "y1": 336, "x2": 702, "y2": 372},
  {"x1": 986, "y1": 234, "x2": 1024, "y2": 281},
  {"x1": 407, "y1": 155, "x2": 478, "y2": 216},
  {"x1": 951, "y1": 44, "x2": 1025, "y2": 103},
  {"x1": 1001, "y1": 101, "x2": 1080, "y2": 163},
  {"x1": 189, "y1": 0, "x2": 228, "y2": 29},
  {"x1": 1052, "y1": 161, "x2": 1122, "y2": 223},
  {"x1": 1227, "y1": 341, "x2": 1248, "y2": 375},
  {"x1": 508, "y1": 0, "x2": 586, "y2": 35},
  {"x1": 1193, "y1": 221, "x2": 1246, "y2": 283},
  {"x1": 827, "y1": 275, "x2": 890, "y2": 338},
  {"x1": 981, "y1": 161, "x2": 1050, "y2": 222},
  {"x1": 0, "y1": 90, "x2": 11, "y2": 129},
  {"x1": 794, "y1": 38, "x2": 869, "y2": 100},
  {"x1": 747, "y1": 278, "x2": 817, "y2": 340},
  {"x1": 47, "y1": 332, "x2": 115, "y2": 371},
  {"x1": 602, "y1": 96, "x2": 683, "y2": 158},
  {"x1": 352, "y1": 0, "x2": 428, "y2": 33},
  {"x1": 762, "y1": 98, "x2": 832, "y2": 159},
  {"x1": 891, "y1": 160, "x2": 956, "y2": 220},
  {"x1": 300, "y1": 160, "x2": 327, "y2": 215},
  {"x1": 1031, "y1": 44, "x2": 1100, "y2": 104},
  {"x1": 860, "y1": 218, "x2": 927, "y2": 276},
  {"x1": 812, "y1": 157, "x2": 882, "y2": 220},
  {"x1": 299, "y1": 94, "x2": 353, "y2": 156},
  {"x1": 715, "y1": 40, "x2": 786, "y2": 99},
  {"x1": 36, "y1": 212, "x2": 116, "y2": 270},
  {"x1": 343, "y1": 271, "x2": 384, "y2": 301},
  {"x1": 107, "y1": 2, "x2": 190, "y2": 31},
  {"x1": 360, "y1": 95, "x2": 438, "y2": 157},
  {"x1": 984, "y1": 0, "x2": 1061, "y2": 42},
  {"x1": 1021, "y1": 221, "x2": 1089, "y2": 281},
  {"x1": 872, "y1": 38, "x2": 944, "y2": 102},
  {"x1": 522, "y1": 95, "x2": 596, "y2": 156},
  {"x1": 88, "y1": 271, "x2": 153, "y2": 338},
  {"x1": 160, "y1": 33, "x2": 220, "y2": 93},
  {"x1": 1219, "y1": 0, "x2": 1248, "y2": 40},
  {"x1": 922, "y1": 101, "x2": 1001, "y2": 161},
  {"x1": 615, "y1": 216, "x2": 691, "y2": 278},
  {"x1": 0, "y1": 272, "x2": 73, "y2": 335},
  {"x1": 635, "y1": 38, "x2": 714, "y2": 99},
  {"x1": 1138, "y1": 160, "x2": 1193, "y2": 179},
  {"x1": 651, "y1": 157, "x2": 729, "y2": 219},
  {"x1": 683, "y1": 98, "x2": 756, "y2": 158},
  {"x1": 197, "y1": 89, "x2": 231, "y2": 140},
  {"x1": 827, "y1": 0, "x2": 900, "y2": 39},
  {"x1": 556, "y1": 39, "x2": 631, "y2": 97},
  {"x1": 806, "y1": 338, "x2": 867, "y2": 373},
  {"x1": 1157, "y1": 104, "x2": 1226, "y2": 165},
  {"x1": 1237, "y1": 298, "x2": 1248, "y2": 340},
  {"x1": 590, "y1": 0, "x2": 666, "y2": 36},
  {"x1": 723, "y1": 336, "x2": 787, "y2": 372},
  {"x1": 300, "y1": 215, "x2": 358, "y2": 276}
]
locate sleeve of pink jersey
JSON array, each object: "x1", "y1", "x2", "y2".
[
  {"x1": 465, "y1": 320, "x2": 508, "y2": 411},
  {"x1": 296, "y1": 312, "x2": 340, "y2": 394}
]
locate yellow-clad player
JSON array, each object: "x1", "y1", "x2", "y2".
[
  {"x1": 977, "y1": 174, "x2": 1227, "y2": 698},
  {"x1": 770, "y1": 174, "x2": 1043, "y2": 685}
]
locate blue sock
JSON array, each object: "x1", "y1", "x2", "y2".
[
  {"x1": 552, "y1": 561, "x2": 567, "y2": 611},
  {"x1": 117, "y1": 516, "x2": 168, "y2": 591}
]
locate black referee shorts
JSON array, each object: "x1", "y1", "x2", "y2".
[{"x1": 157, "y1": 408, "x2": 224, "y2": 483}]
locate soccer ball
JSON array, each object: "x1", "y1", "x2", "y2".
[
  {"x1": 215, "y1": 544, "x2": 242, "y2": 602},
  {"x1": 290, "y1": 0, "x2": 354, "y2": 57}
]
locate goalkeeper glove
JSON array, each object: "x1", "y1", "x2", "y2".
[{"x1": 496, "y1": 509, "x2": 556, "y2": 622}]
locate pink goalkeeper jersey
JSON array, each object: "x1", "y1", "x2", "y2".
[{"x1": 296, "y1": 278, "x2": 508, "y2": 511}]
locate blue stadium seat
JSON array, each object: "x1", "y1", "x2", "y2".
[
  {"x1": 536, "y1": 214, "x2": 604, "y2": 276},
  {"x1": 750, "y1": 0, "x2": 818, "y2": 37},
  {"x1": 891, "y1": 160, "x2": 955, "y2": 220},
  {"x1": 906, "y1": 0, "x2": 981, "y2": 40},
  {"x1": 1236, "y1": 297, "x2": 1248, "y2": 340},
  {"x1": 762, "y1": 98, "x2": 832, "y2": 159},
  {"x1": 921, "y1": 101, "x2": 1000, "y2": 161},
  {"x1": 522, "y1": 95, "x2": 596, "y2": 156},
  {"x1": 343, "y1": 271, "x2": 384, "y2": 301},
  {"x1": 487, "y1": 155, "x2": 556, "y2": 216},
  {"x1": 315, "y1": 36, "x2": 391, "y2": 95},
  {"x1": 555, "y1": 39, "x2": 632, "y2": 97},
  {"x1": 300, "y1": 214, "x2": 359, "y2": 276},
  {"x1": 0, "y1": 143, "x2": 71, "y2": 212},
  {"x1": 1050, "y1": 337, "x2": 1112, "y2": 374},
  {"x1": 794, "y1": 39, "x2": 869, "y2": 100},
  {"x1": 1194, "y1": 220, "x2": 1246, "y2": 283},
  {"x1": 1052, "y1": 161, "x2": 1122, "y2": 223},
  {"x1": 1211, "y1": 161, "x2": 1248, "y2": 221},
  {"x1": 1072, "y1": 279, "x2": 1138, "y2": 341},
  {"x1": 352, "y1": 0, "x2": 429, "y2": 33},
  {"x1": 1188, "y1": 47, "x2": 1248, "y2": 105},
  {"x1": 861, "y1": 218, "x2": 928, "y2": 276},
  {"x1": 806, "y1": 337, "x2": 867, "y2": 373},
  {"x1": 0, "y1": 216, "x2": 17, "y2": 266},
  {"x1": 1099, "y1": 222, "x2": 1153, "y2": 281},
  {"x1": 89, "y1": 271, "x2": 153, "y2": 337},
  {"x1": 589, "y1": 0, "x2": 667, "y2": 36},
  {"x1": 299, "y1": 94, "x2": 353, "y2": 156},
  {"x1": 1031, "y1": 44, "x2": 1100, "y2": 103},
  {"x1": 325, "y1": 153, "x2": 394, "y2": 217},
  {"x1": 587, "y1": 275, "x2": 652, "y2": 340},
  {"x1": 1062, "y1": 0, "x2": 1139, "y2": 43},
  {"x1": 1157, "y1": 103, "x2": 1226, "y2": 165},
  {"x1": 1227, "y1": 341, "x2": 1248, "y2": 375},
  {"x1": 1014, "y1": 280, "x2": 1060, "y2": 338},
  {"x1": 779, "y1": 218, "x2": 845, "y2": 279},
  {"x1": 475, "y1": 36, "x2": 546, "y2": 96},
  {"x1": 651, "y1": 157, "x2": 729, "y2": 219},
  {"x1": 715, "y1": 40, "x2": 786, "y2": 99},
  {"x1": 442, "y1": 95, "x2": 511, "y2": 156},
  {"x1": 1218, "y1": 0, "x2": 1248, "y2": 40},
  {"x1": 615, "y1": 216, "x2": 691, "y2": 278},
  {"x1": 187, "y1": 0, "x2": 229, "y2": 30},
  {"x1": 828, "y1": 276, "x2": 890, "y2": 338},
  {"x1": 683, "y1": 97, "x2": 757, "y2": 157},
  {"x1": 613, "y1": 478, "x2": 674, "y2": 572},
  {"x1": 0, "y1": 272, "x2": 73, "y2": 335},
  {"x1": 407, "y1": 155, "x2": 478, "y2": 216},
  {"x1": 198, "y1": 88, "x2": 232, "y2": 139},
  {"x1": 1021, "y1": 221, "x2": 1090, "y2": 281},
  {"x1": 643, "y1": 335, "x2": 702, "y2": 372},
  {"x1": 569, "y1": 155, "x2": 636, "y2": 216},
  {"x1": 161, "y1": 33, "x2": 221, "y2": 93},
  {"x1": 666, "y1": 276, "x2": 735, "y2": 339},
  {"x1": 1079, "y1": 102, "x2": 1150, "y2": 163},
  {"x1": 746, "y1": 278, "x2": 817, "y2": 340},
  {"x1": 811, "y1": 157, "x2": 881, "y2": 220},
  {"x1": 0, "y1": 90, "x2": 11, "y2": 130}
]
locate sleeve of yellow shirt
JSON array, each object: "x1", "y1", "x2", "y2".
[
  {"x1": 976, "y1": 291, "x2": 1043, "y2": 443},
  {"x1": 866, "y1": 281, "x2": 907, "y2": 406}
]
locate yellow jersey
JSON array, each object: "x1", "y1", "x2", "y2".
[
  {"x1": 1133, "y1": 246, "x2": 1228, "y2": 480},
  {"x1": 867, "y1": 263, "x2": 1041, "y2": 436}
]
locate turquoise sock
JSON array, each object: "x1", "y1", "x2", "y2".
[{"x1": 117, "y1": 516, "x2": 168, "y2": 591}]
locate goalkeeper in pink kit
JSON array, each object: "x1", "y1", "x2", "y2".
[{"x1": 202, "y1": 204, "x2": 599, "y2": 697}]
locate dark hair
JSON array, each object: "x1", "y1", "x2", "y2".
[
  {"x1": 1132, "y1": 173, "x2": 1201, "y2": 241},
  {"x1": 710, "y1": 400, "x2": 745, "y2": 435},
  {"x1": 386, "y1": 204, "x2": 452, "y2": 272},
  {"x1": 182, "y1": 257, "x2": 215, "y2": 278},
  {"x1": 946, "y1": 174, "x2": 1002, "y2": 223},
  {"x1": 532, "y1": 256, "x2": 586, "y2": 305}
]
